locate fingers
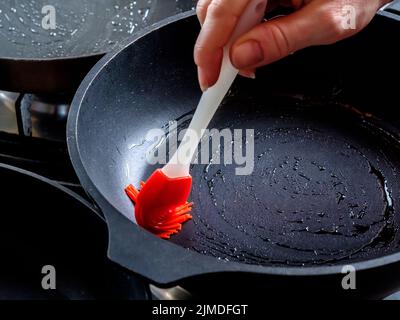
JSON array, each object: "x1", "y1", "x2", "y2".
[
  {"x1": 195, "y1": 0, "x2": 385, "y2": 90},
  {"x1": 196, "y1": 0, "x2": 212, "y2": 25},
  {"x1": 230, "y1": 0, "x2": 363, "y2": 70},
  {"x1": 194, "y1": 0, "x2": 252, "y2": 91},
  {"x1": 194, "y1": 0, "x2": 303, "y2": 89},
  {"x1": 196, "y1": 0, "x2": 276, "y2": 84}
]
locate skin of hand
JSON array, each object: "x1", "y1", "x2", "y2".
[{"x1": 195, "y1": 0, "x2": 392, "y2": 91}]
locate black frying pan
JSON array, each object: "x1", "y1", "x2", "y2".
[
  {"x1": 0, "y1": 163, "x2": 149, "y2": 299},
  {"x1": 67, "y1": 12, "x2": 400, "y2": 298},
  {"x1": 0, "y1": 0, "x2": 195, "y2": 94}
]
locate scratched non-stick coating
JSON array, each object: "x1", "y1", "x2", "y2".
[
  {"x1": 169, "y1": 94, "x2": 400, "y2": 266},
  {"x1": 0, "y1": 0, "x2": 194, "y2": 59}
]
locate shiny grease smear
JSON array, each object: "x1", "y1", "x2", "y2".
[{"x1": 168, "y1": 94, "x2": 400, "y2": 266}]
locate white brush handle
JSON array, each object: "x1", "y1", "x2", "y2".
[{"x1": 163, "y1": 0, "x2": 268, "y2": 178}]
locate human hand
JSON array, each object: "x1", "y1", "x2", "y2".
[{"x1": 195, "y1": 0, "x2": 391, "y2": 91}]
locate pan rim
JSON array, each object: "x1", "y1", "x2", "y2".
[
  {"x1": 0, "y1": 52, "x2": 105, "y2": 63},
  {"x1": 0, "y1": 0, "x2": 191, "y2": 63},
  {"x1": 0, "y1": 162, "x2": 103, "y2": 221},
  {"x1": 67, "y1": 11, "x2": 400, "y2": 282}
]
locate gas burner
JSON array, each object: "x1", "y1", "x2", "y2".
[
  {"x1": 150, "y1": 285, "x2": 192, "y2": 300},
  {"x1": 0, "y1": 91, "x2": 18, "y2": 134},
  {"x1": 0, "y1": 90, "x2": 71, "y2": 141}
]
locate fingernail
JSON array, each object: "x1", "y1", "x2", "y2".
[
  {"x1": 239, "y1": 70, "x2": 256, "y2": 79},
  {"x1": 197, "y1": 67, "x2": 209, "y2": 92},
  {"x1": 232, "y1": 40, "x2": 264, "y2": 70}
]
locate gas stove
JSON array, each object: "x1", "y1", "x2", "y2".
[{"x1": 1, "y1": 2, "x2": 400, "y2": 301}]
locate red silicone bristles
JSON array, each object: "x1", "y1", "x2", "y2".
[
  {"x1": 125, "y1": 169, "x2": 193, "y2": 239},
  {"x1": 125, "y1": 184, "x2": 139, "y2": 201}
]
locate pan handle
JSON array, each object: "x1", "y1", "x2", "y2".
[{"x1": 98, "y1": 199, "x2": 245, "y2": 285}]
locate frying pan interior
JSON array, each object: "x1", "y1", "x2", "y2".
[
  {"x1": 73, "y1": 15, "x2": 400, "y2": 268},
  {"x1": 0, "y1": 0, "x2": 194, "y2": 59}
]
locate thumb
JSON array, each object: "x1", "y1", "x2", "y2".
[{"x1": 231, "y1": 1, "x2": 350, "y2": 70}]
